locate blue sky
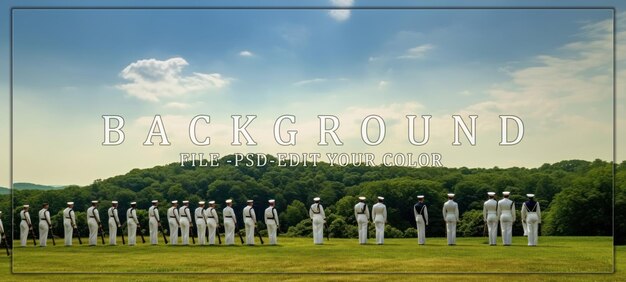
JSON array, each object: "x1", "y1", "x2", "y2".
[{"x1": 0, "y1": 1, "x2": 623, "y2": 185}]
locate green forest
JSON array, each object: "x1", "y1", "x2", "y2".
[{"x1": 1, "y1": 155, "x2": 624, "y2": 244}]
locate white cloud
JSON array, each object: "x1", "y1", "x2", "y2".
[
  {"x1": 328, "y1": 0, "x2": 354, "y2": 22},
  {"x1": 239, "y1": 50, "x2": 254, "y2": 57},
  {"x1": 459, "y1": 90, "x2": 472, "y2": 96},
  {"x1": 368, "y1": 56, "x2": 380, "y2": 62},
  {"x1": 378, "y1": 80, "x2": 388, "y2": 89},
  {"x1": 117, "y1": 57, "x2": 230, "y2": 102},
  {"x1": 398, "y1": 44, "x2": 434, "y2": 59},
  {"x1": 292, "y1": 78, "x2": 328, "y2": 87},
  {"x1": 164, "y1": 102, "x2": 191, "y2": 109}
]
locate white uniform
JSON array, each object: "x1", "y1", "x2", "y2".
[
  {"x1": 63, "y1": 208, "x2": 76, "y2": 246},
  {"x1": 264, "y1": 206, "x2": 279, "y2": 245},
  {"x1": 497, "y1": 198, "x2": 516, "y2": 245},
  {"x1": 309, "y1": 203, "x2": 326, "y2": 244},
  {"x1": 414, "y1": 202, "x2": 429, "y2": 244},
  {"x1": 354, "y1": 202, "x2": 370, "y2": 244},
  {"x1": 243, "y1": 206, "x2": 257, "y2": 245},
  {"x1": 521, "y1": 201, "x2": 541, "y2": 246},
  {"x1": 195, "y1": 207, "x2": 207, "y2": 245},
  {"x1": 127, "y1": 208, "x2": 139, "y2": 245},
  {"x1": 371, "y1": 202, "x2": 387, "y2": 244},
  {"x1": 87, "y1": 206, "x2": 101, "y2": 246},
  {"x1": 206, "y1": 207, "x2": 219, "y2": 245},
  {"x1": 38, "y1": 208, "x2": 51, "y2": 247},
  {"x1": 167, "y1": 207, "x2": 180, "y2": 245},
  {"x1": 223, "y1": 206, "x2": 236, "y2": 245},
  {"x1": 107, "y1": 207, "x2": 120, "y2": 245},
  {"x1": 179, "y1": 206, "x2": 192, "y2": 245},
  {"x1": 442, "y1": 200, "x2": 459, "y2": 245},
  {"x1": 148, "y1": 206, "x2": 160, "y2": 244},
  {"x1": 0, "y1": 216, "x2": 4, "y2": 246},
  {"x1": 20, "y1": 210, "x2": 32, "y2": 246},
  {"x1": 483, "y1": 199, "x2": 498, "y2": 245}
]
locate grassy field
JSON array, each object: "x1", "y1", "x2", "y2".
[{"x1": 0, "y1": 236, "x2": 623, "y2": 281}]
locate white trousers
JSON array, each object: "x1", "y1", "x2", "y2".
[
  {"x1": 207, "y1": 218, "x2": 218, "y2": 245},
  {"x1": 416, "y1": 216, "x2": 426, "y2": 245},
  {"x1": 312, "y1": 215, "x2": 324, "y2": 244},
  {"x1": 445, "y1": 214, "x2": 456, "y2": 245},
  {"x1": 108, "y1": 218, "x2": 117, "y2": 245},
  {"x1": 38, "y1": 221, "x2": 48, "y2": 247},
  {"x1": 196, "y1": 219, "x2": 206, "y2": 245},
  {"x1": 267, "y1": 220, "x2": 278, "y2": 245},
  {"x1": 526, "y1": 213, "x2": 539, "y2": 246},
  {"x1": 357, "y1": 214, "x2": 368, "y2": 244},
  {"x1": 63, "y1": 219, "x2": 73, "y2": 246},
  {"x1": 168, "y1": 218, "x2": 179, "y2": 245},
  {"x1": 88, "y1": 218, "x2": 98, "y2": 246},
  {"x1": 224, "y1": 219, "x2": 235, "y2": 245},
  {"x1": 500, "y1": 213, "x2": 513, "y2": 245},
  {"x1": 149, "y1": 218, "x2": 158, "y2": 244},
  {"x1": 487, "y1": 213, "x2": 498, "y2": 245},
  {"x1": 244, "y1": 218, "x2": 255, "y2": 245},
  {"x1": 374, "y1": 215, "x2": 385, "y2": 244},
  {"x1": 180, "y1": 218, "x2": 190, "y2": 245},
  {"x1": 128, "y1": 221, "x2": 137, "y2": 245},
  {"x1": 20, "y1": 221, "x2": 29, "y2": 246}
]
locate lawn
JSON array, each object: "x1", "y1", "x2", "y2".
[{"x1": 0, "y1": 236, "x2": 623, "y2": 281}]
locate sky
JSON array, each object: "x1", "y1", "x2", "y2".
[{"x1": 0, "y1": 1, "x2": 625, "y2": 186}]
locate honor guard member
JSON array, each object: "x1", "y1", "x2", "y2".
[
  {"x1": 497, "y1": 191, "x2": 515, "y2": 246},
  {"x1": 243, "y1": 200, "x2": 257, "y2": 245},
  {"x1": 167, "y1": 200, "x2": 180, "y2": 245},
  {"x1": 309, "y1": 197, "x2": 326, "y2": 245},
  {"x1": 148, "y1": 200, "x2": 160, "y2": 245},
  {"x1": 195, "y1": 201, "x2": 207, "y2": 245},
  {"x1": 38, "y1": 203, "x2": 51, "y2": 247},
  {"x1": 414, "y1": 195, "x2": 429, "y2": 245},
  {"x1": 179, "y1": 200, "x2": 193, "y2": 245},
  {"x1": 108, "y1": 201, "x2": 121, "y2": 245},
  {"x1": 20, "y1": 205, "x2": 32, "y2": 247},
  {"x1": 483, "y1": 192, "x2": 498, "y2": 246},
  {"x1": 63, "y1": 202, "x2": 77, "y2": 246},
  {"x1": 127, "y1": 202, "x2": 139, "y2": 246},
  {"x1": 0, "y1": 211, "x2": 4, "y2": 247},
  {"x1": 87, "y1": 201, "x2": 102, "y2": 246},
  {"x1": 206, "y1": 201, "x2": 220, "y2": 245},
  {"x1": 223, "y1": 199, "x2": 237, "y2": 245},
  {"x1": 354, "y1": 196, "x2": 370, "y2": 244},
  {"x1": 264, "y1": 199, "x2": 279, "y2": 245},
  {"x1": 521, "y1": 194, "x2": 541, "y2": 246},
  {"x1": 442, "y1": 194, "x2": 459, "y2": 246},
  {"x1": 372, "y1": 196, "x2": 387, "y2": 245}
]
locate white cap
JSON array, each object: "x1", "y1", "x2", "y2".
[
  {"x1": 417, "y1": 195, "x2": 424, "y2": 199},
  {"x1": 198, "y1": 201, "x2": 205, "y2": 205},
  {"x1": 152, "y1": 200, "x2": 158, "y2": 204},
  {"x1": 67, "y1": 202, "x2": 74, "y2": 205},
  {"x1": 247, "y1": 200, "x2": 254, "y2": 203},
  {"x1": 527, "y1": 194, "x2": 535, "y2": 198},
  {"x1": 225, "y1": 199, "x2": 233, "y2": 204},
  {"x1": 313, "y1": 197, "x2": 321, "y2": 202},
  {"x1": 377, "y1": 196, "x2": 384, "y2": 200},
  {"x1": 268, "y1": 199, "x2": 275, "y2": 204},
  {"x1": 130, "y1": 202, "x2": 137, "y2": 205},
  {"x1": 447, "y1": 193, "x2": 455, "y2": 198},
  {"x1": 487, "y1": 192, "x2": 496, "y2": 196},
  {"x1": 182, "y1": 200, "x2": 189, "y2": 204},
  {"x1": 171, "y1": 200, "x2": 178, "y2": 204},
  {"x1": 91, "y1": 200, "x2": 99, "y2": 204},
  {"x1": 358, "y1": 196, "x2": 366, "y2": 201},
  {"x1": 111, "y1": 201, "x2": 118, "y2": 204},
  {"x1": 23, "y1": 204, "x2": 29, "y2": 208},
  {"x1": 503, "y1": 191, "x2": 510, "y2": 196},
  {"x1": 0, "y1": 211, "x2": 2, "y2": 214},
  {"x1": 208, "y1": 201, "x2": 215, "y2": 205}
]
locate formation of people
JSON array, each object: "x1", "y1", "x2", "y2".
[{"x1": 9, "y1": 192, "x2": 541, "y2": 247}]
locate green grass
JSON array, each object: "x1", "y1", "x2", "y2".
[{"x1": 0, "y1": 237, "x2": 623, "y2": 281}]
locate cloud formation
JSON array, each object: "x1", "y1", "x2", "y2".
[
  {"x1": 239, "y1": 50, "x2": 254, "y2": 57},
  {"x1": 398, "y1": 44, "x2": 434, "y2": 59},
  {"x1": 328, "y1": 0, "x2": 354, "y2": 22}
]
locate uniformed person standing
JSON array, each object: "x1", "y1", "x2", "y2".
[
  {"x1": 442, "y1": 194, "x2": 459, "y2": 246},
  {"x1": 20, "y1": 204, "x2": 32, "y2": 246},
  {"x1": 63, "y1": 202, "x2": 77, "y2": 246},
  {"x1": 87, "y1": 200, "x2": 101, "y2": 246},
  {"x1": 148, "y1": 200, "x2": 160, "y2": 245},
  {"x1": 371, "y1": 196, "x2": 387, "y2": 245},
  {"x1": 521, "y1": 194, "x2": 541, "y2": 246},
  {"x1": 127, "y1": 202, "x2": 139, "y2": 246},
  {"x1": 179, "y1": 200, "x2": 193, "y2": 245},
  {"x1": 483, "y1": 192, "x2": 498, "y2": 246},
  {"x1": 195, "y1": 201, "x2": 207, "y2": 245},
  {"x1": 223, "y1": 199, "x2": 236, "y2": 245},
  {"x1": 108, "y1": 201, "x2": 121, "y2": 245},
  {"x1": 243, "y1": 200, "x2": 257, "y2": 245},
  {"x1": 497, "y1": 191, "x2": 515, "y2": 246},
  {"x1": 354, "y1": 196, "x2": 370, "y2": 245},
  {"x1": 414, "y1": 195, "x2": 429, "y2": 245},
  {"x1": 0, "y1": 211, "x2": 4, "y2": 247},
  {"x1": 309, "y1": 197, "x2": 326, "y2": 245},
  {"x1": 264, "y1": 199, "x2": 279, "y2": 245},
  {"x1": 167, "y1": 200, "x2": 180, "y2": 245},
  {"x1": 38, "y1": 203, "x2": 51, "y2": 247},
  {"x1": 206, "y1": 201, "x2": 220, "y2": 245}
]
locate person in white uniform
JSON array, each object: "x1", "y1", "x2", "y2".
[
  {"x1": 206, "y1": 201, "x2": 220, "y2": 245},
  {"x1": 63, "y1": 202, "x2": 77, "y2": 246},
  {"x1": 497, "y1": 191, "x2": 516, "y2": 246},
  {"x1": 243, "y1": 200, "x2": 257, "y2": 245},
  {"x1": 167, "y1": 200, "x2": 180, "y2": 245},
  {"x1": 195, "y1": 201, "x2": 207, "y2": 245},
  {"x1": 521, "y1": 194, "x2": 541, "y2": 246},
  {"x1": 127, "y1": 202, "x2": 140, "y2": 246},
  {"x1": 414, "y1": 195, "x2": 429, "y2": 245},
  {"x1": 107, "y1": 201, "x2": 121, "y2": 245},
  {"x1": 148, "y1": 200, "x2": 160, "y2": 245},
  {"x1": 38, "y1": 203, "x2": 51, "y2": 247},
  {"x1": 354, "y1": 196, "x2": 370, "y2": 244},
  {"x1": 0, "y1": 211, "x2": 5, "y2": 247},
  {"x1": 371, "y1": 196, "x2": 387, "y2": 245},
  {"x1": 223, "y1": 199, "x2": 237, "y2": 245},
  {"x1": 442, "y1": 193, "x2": 459, "y2": 246},
  {"x1": 19, "y1": 204, "x2": 32, "y2": 247},
  {"x1": 309, "y1": 197, "x2": 326, "y2": 245},
  {"x1": 264, "y1": 199, "x2": 279, "y2": 245},
  {"x1": 483, "y1": 192, "x2": 498, "y2": 246},
  {"x1": 179, "y1": 200, "x2": 193, "y2": 245},
  {"x1": 87, "y1": 200, "x2": 102, "y2": 246}
]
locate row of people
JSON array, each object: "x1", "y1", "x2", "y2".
[{"x1": 12, "y1": 192, "x2": 540, "y2": 247}]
